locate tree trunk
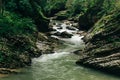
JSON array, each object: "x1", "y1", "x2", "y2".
[
  {"x1": 0, "y1": 0, "x2": 5, "y2": 15},
  {"x1": 0, "y1": 0, "x2": 2, "y2": 14}
]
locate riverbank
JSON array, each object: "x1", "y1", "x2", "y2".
[
  {"x1": 0, "y1": 0, "x2": 52, "y2": 74},
  {"x1": 0, "y1": 0, "x2": 120, "y2": 78},
  {"x1": 76, "y1": 10, "x2": 120, "y2": 75},
  {"x1": 1, "y1": 21, "x2": 120, "y2": 80},
  {"x1": 0, "y1": 29, "x2": 62, "y2": 74}
]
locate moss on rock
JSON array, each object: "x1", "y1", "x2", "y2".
[{"x1": 77, "y1": 10, "x2": 120, "y2": 75}]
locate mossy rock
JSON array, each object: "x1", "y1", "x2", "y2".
[
  {"x1": 37, "y1": 32, "x2": 48, "y2": 41},
  {"x1": 54, "y1": 10, "x2": 69, "y2": 20},
  {"x1": 77, "y1": 10, "x2": 120, "y2": 75}
]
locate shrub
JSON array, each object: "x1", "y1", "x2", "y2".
[
  {"x1": 0, "y1": 11, "x2": 37, "y2": 37},
  {"x1": 43, "y1": 0, "x2": 67, "y2": 16}
]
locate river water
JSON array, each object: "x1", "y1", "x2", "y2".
[{"x1": 1, "y1": 21, "x2": 120, "y2": 80}]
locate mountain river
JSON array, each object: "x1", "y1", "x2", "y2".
[{"x1": 1, "y1": 21, "x2": 120, "y2": 80}]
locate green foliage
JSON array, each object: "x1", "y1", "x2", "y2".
[
  {"x1": 5, "y1": 0, "x2": 33, "y2": 16},
  {"x1": 0, "y1": 51, "x2": 12, "y2": 63},
  {"x1": 0, "y1": 0, "x2": 119, "y2": 68},
  {"x1": 0, "y1": 11, "x2": 37, "y2": 67},
  {"x1": 43, "y1": 0, "x2": 67, "y2": 16},
  {"x1": 0, "y1": 11, "x2": 36, "y2": 53},
  {"x1": 0, "y1": 11, "x2": 37, "y2": 37},
  {"x1": 88, "y1": 8, "x2": 120, "y2": 44},
  {"x1": 0, "y1": 0, "x2": 50, "y2": 68},
  {"x1": 78, "y1": 0, "x2": 120, "y2": 30},
  {"x1": 67, "y1": 0, "x2": 84, "y2": 17},
  {"x1": 0, "y1": 51, "x2": 4, "y2": 62}
]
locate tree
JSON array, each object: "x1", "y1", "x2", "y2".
[
  {"x1": 29, "y1": 0, "x2": 50, "y2": 32},
  {"x1": 0, "y1": 0, "x2": 6, "y2": 15},
  {"x1": 0, "y1": 0, "x2": 2, "y2": 14},
  {"x1": 79, "y1": 0, "x2": 105, "y2": 30}
]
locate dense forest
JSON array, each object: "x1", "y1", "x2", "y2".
[{"x1": 0, "y1": 0, "x2": 120, "y2": 79}]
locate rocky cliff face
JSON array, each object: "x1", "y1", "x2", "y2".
[{"x1": 76, "y1": 11, "x2": 120, "y2": 75}]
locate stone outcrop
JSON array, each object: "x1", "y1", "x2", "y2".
[
  {"x1": 76, "y1": 11, "x2": 120, "y2": 75},
  {"x1": 53, "y1": 31, "x2": 73, "y2": 38},
  {"x1": 78, "y1": 0, "x2": 105, "y2": 30},
  {"x1": 0, "y1": 32, "x2": 60, "y2": 74}
]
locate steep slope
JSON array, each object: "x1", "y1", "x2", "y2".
[
  {"x1": 76, "y1": 10, "x2": 120, "y2": 75},
  {"x1": 0, "y1": 0, "x2": 55, "y2": 74}
]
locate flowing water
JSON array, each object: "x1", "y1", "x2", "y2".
[{"x1": 1, "y1": 21, "x2": 120, "y2": 80}]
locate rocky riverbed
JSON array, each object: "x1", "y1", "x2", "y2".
[{"x1": 0, "y1": 20, "x2": 120, "y2": 80}]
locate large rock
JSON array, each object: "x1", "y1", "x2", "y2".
[
  {"x1": 36, "y1": 41, "x2": 54, "y2": 54},
  {"x1": 60, "y1": 31, "x2": 73, "y2": 38},
  {"x1": 56, "y1": 23, "x2": 62, "y2": 27},
  {"x1": 0, "y1": 34, "x2": 40, "y2": 73},
  {"x1": 53, "y1": 31, "x2": 73, "y2": 38},
  {"x1": 37, "y1": 32, "x2": 48, "y2": 41},
  {"x1": 37, "y1": 33, "x2": 62, "y2": 54},
  {"x1": 0, "y1": 68, "x2": 21, "y2": 74},
  {"x1": 49, "y1": 27, "x2": 56, "y2": 31},
  {"x1": 57, "y1": 27, "x2": 62, "y2": 29},
  {"x1": 76, "y1": 11, "x2": 120, "y2": 75},
  {"x1": 53, "y1": 32, "x2": 61, "y2": 36},
  {"x1": 78, "y1": 0, "x2": 105, "y2": 30},
  {"x1": 66, "y1": 26, "x2": 76, "y2": 30},
  {"x1": 54, "y1": 10, "x2": 69, "y2": 20}
]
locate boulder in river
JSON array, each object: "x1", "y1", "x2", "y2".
[
  {"x1": 57, "y1": 27, "x2": 62, "y2": 29},
  {"x1": 53, "y1": 32, "x2": 61, "y2": 36},
  {"x1": 56, "y1": 23, "x2": 62, "y2": 27},
  {"x1": 60, "y1": 31, "x2": 73, "y2": 38},
  {"x1": 53, "y1": 31, "x2": 73, "y2": 38},
  {"x1": 66, "y1": 26, "x2": 77, "y2": 30},
  {"x1": 72, "y1": 23, "x2": 79, "y2": 28},
  {"x1": 49, "y1": 27, "x2": 56, "y2": 31},
  {"x1": 64, "y1": 21, "x2": 71, "y2": 25},
  {"x1": 73, "y1": 50, "x2": 82, "y2": 55}
]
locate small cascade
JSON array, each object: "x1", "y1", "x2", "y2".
[
  {"x1": 33, "y1": 52, "x2": 70, "y2": 63},
  {"x1": 33, "y1": 20, "x2": 84, "y2": 63}
]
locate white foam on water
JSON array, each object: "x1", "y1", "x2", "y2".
[
  {"x1": 51, "y1": 21, "x2": 85, "y2": 48},
  {"x1": 35, "y1": 22, "x2": 85, "y2": 63},
  {"x1": 33, "y1": 52, "x2": 70, "y2": 62},
  {"x1": 69, "y1": 35, "x2": 84, "y2": 45},
  {"x1": 53, "y1": 23, "x2": 78, "y2": 34}
]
